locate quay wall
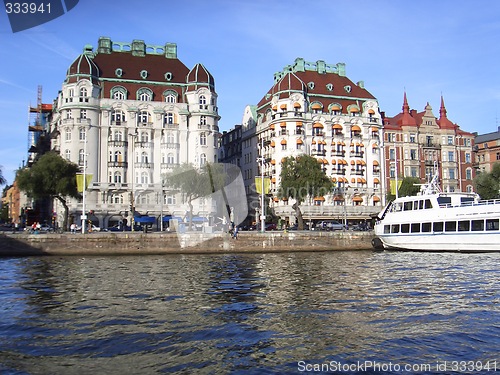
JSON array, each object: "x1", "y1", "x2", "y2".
[{"x1": 0, "y1": 231, "x2": 375, "y2": 256}]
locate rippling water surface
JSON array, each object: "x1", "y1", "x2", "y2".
[{"x1": 0, "y1": 251, "x2": 498, "y2": 374}]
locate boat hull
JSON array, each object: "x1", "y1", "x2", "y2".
[{"x1": 375, "y1": 231, "x2": 500, "y2": 252}]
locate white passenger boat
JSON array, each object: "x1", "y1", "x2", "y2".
[{"x1": 373, "y1": 175, "x2": 500, "y2": 252}]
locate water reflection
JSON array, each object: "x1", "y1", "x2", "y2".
[{"x1": 0, "y1": 251, "x2": 498, "y2": 374}]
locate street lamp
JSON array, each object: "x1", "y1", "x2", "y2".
[
  {"x1": 129, "y1": 130, "x2": 138, "y2": 231},
  {"x1": 81, "y1": 125, "x2": 90, "y2": 234},
  {"x1": 257, "y1": 137, "x2": 266, "y2": 232}
]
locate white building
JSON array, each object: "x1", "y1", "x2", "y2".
[
  {"x1": 240, "y1": 58, "x2": 385, "y2": 225},
  {"x1": 50, "y1": 37, "x2": 220, "y2": 229}
]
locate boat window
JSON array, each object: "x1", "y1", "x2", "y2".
[
  {"x1": 392, "y1": 203, "x2": 403, "y2": 212},
  {"x1": 411, "y1": 223, "x2": 420, "y2": 233},
  {"x1": 422, "y1": 222, "x2": 432, "y2": 232},
  {"x1": 458, "y1": 220, "x2": 470, "y2": 231},
  {"x1": 419, "y1": 200, "x2": 424, "y2": 210},
  {"x1": 461, "y1": 197, "x2": 474, "y2": 205},
  {"x1": 486, "y1": 219, "x2": 499, "y2": 231},
  {"x1": 384, "y1": 225, "x2": 391, "y2": 234},
  {"x1": 401, "y1": 224, "x2": 410, "y2": 233},
  {"x1": 413, "y1": 201, "x2": 419, "y2": 210},
  {"x1": 391, "y1": 224, "x2": 400, "y2": 233},
  {"x1": 471, "y1": 220, "x2": 484, "y2": 231},
  {"x1": 424, "y1": 199, "x2": 432, "y2": 209},
  {"x1": 433, "y1": 222, "x2": 443, "y2": 232},
  {"x1": 445, "y1": 221, "x2": 457, "y2": 232},
  {"x1": 437, "y1": 197, "x2": 452, "y2": 206},
  {"x1": 403, "y1": 202, "x2": 413, "y2": 211}
]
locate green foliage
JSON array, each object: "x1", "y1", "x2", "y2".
[
  {"x1": 278, "y1": 155, "x2": 333, "y2": 203},
  {"x1": 16, "y1": 152, "x2": 80, "y2": 230},
  {"x1": 278, "y1": 155, "x2": 333, "y2": 229},
  {"x1": 474, "y1": 163, "x2": 500, "y2": 199},
  {"x1": 0, "y1": 166, "x2": 6, "y2": 186},
  {"x1": 17, "y1": 152, "x2": 80, "y2": 200}
]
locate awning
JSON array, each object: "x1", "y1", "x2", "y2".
[
  {"x1": 134, "y1": 215, "x2": 155, "y2": 224},
  {"x1": 280, "y1": 104, "x2": 287, "y2": 110},
  {"x1": 271, "y1": 159, "x2": 276, "y2": 165},
  {"x1": 270, "y1": 140, "x2": 275, "y2": 147},
  {"x1": 334, "y1": 196, "x2": 345, "y2": 201},
  {"x1": 314, "y1": 196, "x2": 325, "y2": 201},
  {"x1": 317, "y1": 158, "x2": 323, "y2": 163},
  {"x1": 349, "y1": 106, "x2": 360, "y2": 113},
  {"x1": 331, "y1": 177, "x2": 337, "y2": 182},
  {"x1": 280, "y1": 139, "x2": 287, "y2": 145},
  {"x1": 270, "y1": 124, "x2": 275, "y2": 130},
  {"x1": 313, "y1": 123, "x2": 324, "y2": 128},
  {"x1": 351, "y1": 125, "x2": 361, "y2": 131},
  {"x1": 330, "y1": 104, "x2": 341, "y2": 111},
  {"x1": 332, "y1": 124, "x2": 343, "y2": 130},
  {"x1": 373, "y1": 160, "x2": 379, "y2": 166},
  {"x1": 371, "y1": 126, "x2": 379, "y2": 132},
  {"x1": 374, "y1": 178, "x2": 380, "y2": 184},
  {"x1": 368, "y1": 109, "x2": 375, "y2": 114},
  {"x1": 350, "y1": 160, "x2": 355, "y2": 165},
  {"x1": 353, "y1": 196, "x2": 363, "y2": 202},
  {"x1": 331, "y1": 159, "x2": 336, "y2": 164},
  {"x1": 271, "y1": 177, "x2": 276, "y2": 183},
  {"x1": 280, "y1": 122, "x2": 287, "y2": 128},
  {"x1": 296, "y1": 121, "x2": 303, "y2": 127},
  {"x1": 293, "y1": 102, "x2": 301, "y2": 108},
  {"x1": 372, "y1": 143, "x2": 379, "y2": 149},
  {"x1": 323, "y1": 159, "x2": 328, "y2": 164},
  {"x1": 311, "y1": 103, "x2": 322, "y2": 110},
  {"x1": 373, "y1": 195, "x2": 380, "y2": 202},
  {"x1": 296, "y1": 139, "x2": 303, "y2": 145},
  {"x1": 272, "y1": 105, "x2": 277, "y2": 111},
  {"x1": 273, "y1": 197, "x2": 279, "y2": 202}
]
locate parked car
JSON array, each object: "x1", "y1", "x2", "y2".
[
  {"x1": 316, "y1": 220, "x2": 346, "y2": 231},
  {"x1": 39, "y1": 224, "x2": 54, "y2": 232},
  {"x1": 265, "y1": 223, "x2": 277, "y2": 231}
]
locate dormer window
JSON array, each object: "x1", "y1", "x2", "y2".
[
  {"x1": 115, "y1": 68, "x2": 123, "y2": 77},
  {"x1": 111, "y1": 86, "x2": 127, "y2": 100},
  {"x1": 140, "y1": 70, "x2": 148, "y2": 79},
  {"x1": 137, "y1": 88, "x2": 153, "y2": 101},
  {"x1": 199, "y1": 95, "x2": 207, "y2": 109}
]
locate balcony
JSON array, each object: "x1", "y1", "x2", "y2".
[
  {"x1": 136, "y1": 162, "x2": 153, "y2": 169},
  {"x1": 108, "y1": 161, "x2": 128, "y2": 168},
  {"x1": 108, "y1": 140, "x2": 128, "y2": 147}
]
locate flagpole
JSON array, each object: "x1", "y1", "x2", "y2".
[
  {"x1": 81, "y1": 128, "x2": 88, "y2": 234},
  {"x1": 260, "y1": 137, "x2": 265, "y2": 233}
]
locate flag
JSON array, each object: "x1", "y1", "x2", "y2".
[
  {"x1": 390, "y1": 179, "x2": 402, "y2": 195},
  {"x1": 255, "y1": 177, "x2": 271, "y2": 194},
  {"x1": 76, "y1": 174, "x2": 93, "y2": 193}
]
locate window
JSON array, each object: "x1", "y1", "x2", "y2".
[
  {"x1": 465, "y1": 153, "x2": 471, "y2": 163},
  {"x1": 114, "y1": 131, "x2": 123, "y2": 142},
  {"x1": 167, "y1": 153, "x2": 174, "y2": 164},
  {"x1": 410, "y1": 149, "x2": 417, "y2": 160},
  {"x1": 138, "y1": 88, "x2": 152, "y2": 101},
  {"x1": 65, "y1": 128, "x2": 71, "y2": 141},
  {"x1": 389, "y1": 149, "x2": 395, "y2": 160},
  {"x1": 458, "y1": 221, "x2": 470, "y2": 231},
  {"x1": 200, "y1": 132, "x2": 207, "y2": 146},
  {"x1": 387, "y1": 133, "x2": 395, "y2": 142},
  {"x1": 466, "y1": 168, "x2": 472, "y2": 180},
  {"x1": 138, "y1": 111, "x2": 150, "y2": 124},
  {"x1": 448, "y1": 151, "x2": 455, "y2": 162},
  {"x1": 80, "y1": 87, "x2": 88, "y2": 97},
  {"x1": 449, "y1": 168, "x2": 455, "y2": 180},
  {"x1": 79, "y1": 127, "x2": 86, "y2": 141},
  {"x1": 401, "y1": 224, "x2": 410, "y2": 233},
  {"x1": 140, "y1": 132, "x2": 149, "y2": 143},
  {"x1": 114, "y1": 171, "x2": 122, "y2": 183},
  {"x1": 433, "y1": 222, "x2": 444, "y2": 232},
  {"x1": 166, "y1": 194, "x2": 176, "y2": 205},
  {"x1": 448, "y1": 136, "x2": 453, "y2": 145},
  {"x1": 200, "y1": 153, "x2": 207, "y2": 167},
  {"x1": 199, "y1": 95, "x2": 207, "y2": 109},
  {"x1": 409, "y1": 134, "x2": 416, "y2": 143},
  {"x1": 486, "y1": 219, "x2": 499, "y2": 231},
  {"x1": 200, "y1": 116, "x2": 207, "y2": 125},
  {"x1": 472, "y1": 220, "x2": 484, "y2": 231},
  {"x1": 445, "y1": 221, "x2": 457, "y2": 232},
  {"x1": 80, "y1": 109, "x2": 87, "y2": 119},
  {"x1": 112, "y1": 110, "x2": 125, "y2": 124},
  {"x1": 422, "y1": 222, "x2": 432, "y2": 232},
  {"x1": 140, "y1": 172, "x2": 149, "y2": 184},
  {"x1": 111, "y1": 86, "x2": 127, "y2": 100},
  {"x1": 141, "y1": 151, "x2": 148, "y2": 163},
  {"x1": 64, "y1": 149, "x2": 71, "y2": 160},
  {"x1": 391, "y1": 224, "x2": 400, "y2": 233},
  {"x1": 166, "y1": 132, "x2": 175, "y2": 144},
  {"x1": 66, "y1": 110, "x2": 72, "y2": 119},
  {"x1": 165, "y1": 113, "x2": 174, "y2": 125},
  {"x1": 79, "y1": 149, "x2": 85, "y2": 164}
]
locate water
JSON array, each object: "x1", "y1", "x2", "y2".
[{"x1": 0, "y1": 251, "x2": 498, "y2": 374}]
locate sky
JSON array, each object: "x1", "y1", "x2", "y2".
[{"x1": 1, "y1": 0, "x2": 500, "y2": 185}]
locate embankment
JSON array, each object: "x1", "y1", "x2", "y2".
[{"x1": 0, "y1": 231, "x2": 376, "y2": 256}]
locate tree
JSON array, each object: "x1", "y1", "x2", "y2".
[
  {"x1": 0, "y1": 165, "x2": 6, "y2": 186},
  {"x1": 163, "y1": 162, "x2": 226, "y2": 230},
  {"x1": 278, "y1": 155, "x2": 333, "y2": 230},
  {"x1": 474, "y1": 163, "x2": 500, "y2": 199},
  {"x1": 16, "y1": 152, "x2": 80, "y2": 230}
]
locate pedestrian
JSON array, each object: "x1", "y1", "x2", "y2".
[
  {"x1": 232, "y1": 225, "x2": 239, "y2": 239},
  {"x1": 70, "y1": 223, "x2": 76, "y2": 234}
]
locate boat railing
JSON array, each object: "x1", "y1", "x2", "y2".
[{"x1": 438, "y1": 198, "x2": 500, "y2": 209}]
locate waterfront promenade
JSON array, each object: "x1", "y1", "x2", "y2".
[{"x1": 0, "y1": 231, "x2": 375, "y2": 256}]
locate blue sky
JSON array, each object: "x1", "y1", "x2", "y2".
[{"x1": 1, "y1": 0, "x2": 500, "y2": 184}]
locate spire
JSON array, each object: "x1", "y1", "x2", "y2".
[
  {"x1": 402, "y1": 91, "x2": 410, "y2": 113},
  {"x1": 439, "y1": 95, "x2": 447, "y2": 119}
]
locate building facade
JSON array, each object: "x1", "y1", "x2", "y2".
[
  {"x1": 49, "y1": 37, "x2": 220, "y2": 228},
  {"x1": 474, "y1": 127, "x2": 500, "y2": 174},
  {"x1": 240, "y1": 58, "x2": 385, "y2": 225},
  {"x1": 383, "y1": 94, "x2": 475, "y2": 193}
]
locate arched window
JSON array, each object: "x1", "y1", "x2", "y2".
[
  {"x1": 141, "y1": 172, "x2": 149, "y2": 184},
  {"x1": 137, "y1": 88, "x2": 153, "y2": 101},
  {"x1": 166, "y1": 131, "x2": 175, "y2": 144},
  {"x1": 114, "y1": 171, "x2": 122, "y2": 183},
  {"x1": 114, "y1": 130, "x2": 123, "y2": 142},
  {"x1": 65, "y1": 128, "x2": 71, "y2": 141},
  {"x1": 200, "y1": 153, "x2": 207, "y2": 167},
  {"x1": 114, "y1": 151, "x2": 122, "y2": 162},
  {"x1": 141, "y1": 151, "x2": 148, "y2": 163},
  {"x1": 200, "y1": 132, "x2": 207, "y2": 146},
  {"x1": 167, "y1": 153, "x2": 174, "y2": 164},
  {"x1": 79, "y1": 127, "x2": 86, "y2": 141},
  {"x1": 111, "y1": 86, "x2": 127, "y2": 100},
  {"x1": 79, "y1": 149, "x2": 85, "y2": 164},
  {"x1": 80, "y1": 87, "x2": 88, "y2": 97},
  {"x1": 140, "y1": 131, "x2": 149, "y2": 143},
  {"x1": 163, "y1": 90, "x2": 177, "y2": 103},
  {"x1": 65, "y1": 149, "x2": 71, "y2": 160}
]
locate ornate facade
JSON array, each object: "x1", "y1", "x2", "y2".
[
  {"x1": 49, "y1": 37, "x2": 220, "y2": 228},
  {"x1": 240, "y1": 58, "x2": 385, "y2": 225},
  {"x1": 383, "y1": 93, "x2": 475, "y2": 193}
]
